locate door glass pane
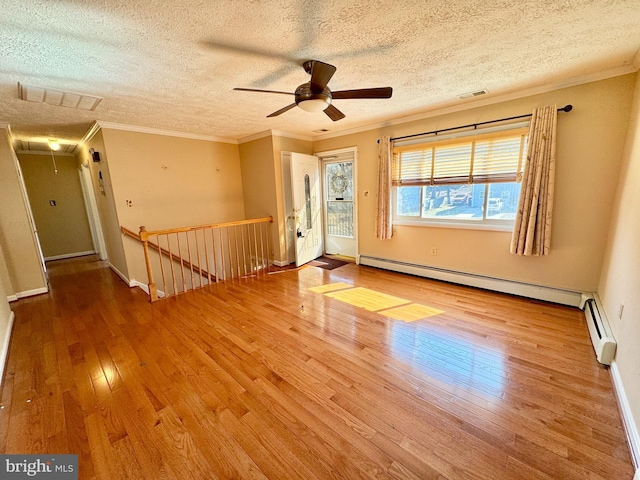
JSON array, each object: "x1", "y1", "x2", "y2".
[
  {"x1": 327, "y1": 201, "x2": 353, "y2": 237},
  {"x1": 326, "y1": 162, "x2": 353, "y2": 200},
  {"x1": 325, "y1": 161, "x2": 353, "y2": 238},
  {"x1": 304, "y1": 174, "x2": 312, "y2": 229}
]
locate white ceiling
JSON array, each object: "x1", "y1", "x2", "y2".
[{"x1": 1, "y1": 0, "x2": 640, "y2": 148}]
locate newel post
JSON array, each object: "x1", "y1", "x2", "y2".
[{"x1": 139, "y1": 226, "x2": 158, "y2": 302}]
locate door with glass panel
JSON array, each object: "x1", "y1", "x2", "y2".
[
  {"x1": 290, "y1": 153, "x2": 323, "y2": 267},
  {"x1": 322, "y1": 158, "x2": 356, "y2": 257}
]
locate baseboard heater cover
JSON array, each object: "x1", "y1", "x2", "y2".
[
  {"x1": 580, "y1": 293, "x2": 617, "y2": 366},
  {"x1": 358, "y1": 255, "x2": 583, "y2": 307}
]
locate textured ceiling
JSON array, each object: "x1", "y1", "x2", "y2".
[{"x1": 1, "y1": 0, "x2": 640, "y2": 146}]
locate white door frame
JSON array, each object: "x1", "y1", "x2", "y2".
[
  {"x1": 79, "y1": 162, "x2": 107, "y2": 260},
  {"x1": 315, "y1": 147, "x2": 359, "y2": 263},
  {"x1": 12, "y1": 152, "x2": 48, "y2": 285}
]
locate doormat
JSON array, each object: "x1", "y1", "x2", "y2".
[{"x1": 309, "y1": 256, "x2": 349, "y2": 270}]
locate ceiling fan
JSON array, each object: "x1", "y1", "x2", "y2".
[{"x1": 234, "y1": 60, "x2": 393, "y2": 121}]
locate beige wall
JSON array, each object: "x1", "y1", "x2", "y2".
[
  {"x1": 77, "y1": 130, "x2": 129, "y2": 280},
  {"x1": 18, "y1": 153, "x2": 94, "y2": 258},
  {"x1": 598, "y1": 73, "x2": 640, "y2": 439},
  {"x1": 99, "y1": 128, "x2": 245, "y2": 285},
  {"x1": 0, "y1": 241, "x2": 13, "y2": 385},
  {"x1": 272, "y1": 135, "x2": 313, "y2": 263},
  {"x1": 0, "y1": 129, "x2": 46, "y2": 296},
  {"x1": 239, "y1": 136, "x2": 279, "y2": 260},
  {"x1": 239, "y1": 133, "x2": 313, "y2": 264},
  {"x1": 313, "y1": 75, "x2": 636, "y2": 292}
]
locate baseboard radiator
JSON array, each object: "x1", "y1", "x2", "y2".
[
  {"x1": 358, "y1": 255, "x2": 583, "y2": 307},
  {"x1": 580, "y1": 294, "x2": 617, "y2": 365}
]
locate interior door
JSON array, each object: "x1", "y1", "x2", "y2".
[{"x1": 290, "y1": 153, "x2": 323, "y2": 266}]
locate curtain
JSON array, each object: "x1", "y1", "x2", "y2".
[
  {"x1": 376, "y1": 136, "x2": 393, "y2": 240},
  {"x1": 510, "y1": 105, "x2": 557, "y2": 256}
]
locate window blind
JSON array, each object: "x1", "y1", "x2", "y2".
[{"x1": 392, "y1": 128, "x2": 528, "y2": 186}]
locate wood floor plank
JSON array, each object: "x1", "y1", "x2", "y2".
[{"x1": 0, "y1": 255, "x2": 634, "y2": 480}]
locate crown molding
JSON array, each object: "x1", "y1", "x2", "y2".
[
  {"x1": 78, "y1": 121, "x2": 102, "y2": 148},
  {"x1": 95, "y1": 121, "x2": 237, "y2": 144},
  {"x1": 270, "y1": 129, "x2": 313, "y2": 142},
  {"x1": 314, "y1": 65, "x2": 638, "y2": 141},
  {"x1": 238, "y1": 129, "x2": 313, "y2": 144},
  {"x1": 237, "y1": 130, "x2": 272, "y2": 144},
  {"x1": 0, "y1": 123, "x2": 11, "y2": 131}
]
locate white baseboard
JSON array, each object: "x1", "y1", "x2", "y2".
[
  {"x1": 358, "y1": 255, "x2": 583, "y2": 307},
  {"x1": 272, "y1": 259, "x2": 289, "y2": 267},
  {"x1": 610, "y1": 360, "x2": 640, "y2": 469},
  {"x1": 108, "y1": 262, "x2": 131, "y2": 286},
  {"x1": 7, "y1": 286, "x2": 49, "y2": 302},
  {"x1": 44, "y1": 250, "x2": 95, "y2": 261},
  {"x1": 130, "y1": 279, "x2": 166, "y2": 298},
  {"x1": 0, "y1": 312, "x2": 15, "y2": 388}
]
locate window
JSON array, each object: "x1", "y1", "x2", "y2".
[{"x1": 393, "y1": 127, "x2": 528, "y2": 229}]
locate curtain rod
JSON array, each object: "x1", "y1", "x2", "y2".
[{"x1": 379, "y1": 104, "x2": 573, "y2": 144}]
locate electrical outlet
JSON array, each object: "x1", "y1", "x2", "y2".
[
  {"x1": 618, "y1": 303, "x2": 624, "y2": 319},
  {"x1": 431, "y1": 246, "x2": 437, "y2": 255}
]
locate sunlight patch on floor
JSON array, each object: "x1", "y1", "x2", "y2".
[
  {"x1": 379, "y1": 303, "x2": 444, "y2": 322},
  {"x1": 311, "y1": 283, "x2": 444, "y2": 322}
]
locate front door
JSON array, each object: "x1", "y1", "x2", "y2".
[
  {"x1": 322, "y1": 158, "x2": 356, "y2": 257},
  {"x1": 290, "y1": 153, "x2": 323, "y2": 266}
]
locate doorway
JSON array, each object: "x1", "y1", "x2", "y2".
[{"x1": 317, "y1": 148, "x2": 357, "y2": 260}]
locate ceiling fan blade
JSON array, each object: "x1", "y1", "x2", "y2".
[
  {"x1": 310, "y1": 61, "x2": 336, "y2": 92},
  {"x1": 267, "y1": 103, "x2": 297, "y2": 117},
  {"x1": 324, "y1": 104, "x2": 345, "y2": 121},
  {"x1": 331, "y1": 87, "x2": 393, "y2": 99},
  {"x1": 234, "y1": 87, "x2": 294, "y2": 96}
]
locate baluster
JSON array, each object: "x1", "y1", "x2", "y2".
[
  {"x1": 186, "y1": 230, "x2": 195, "y2": 291},
  {"x1": 139, "y1": 226, "x2": 158, "y2": 302},
  {"x1": 241, "y1": 224, "x2": 248, "y2": 276},
  {"x1": 157, "y1": 234, "x2": 167, "y2": 298},
  {"x1": 176, "y1": 232, "x2": 186, "y2": 293}
]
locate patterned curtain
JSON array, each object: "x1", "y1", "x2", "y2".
[
  {"x1": 376, "y1": 136, "x2": 393, "y2": 240},
  {"x1": 510, "y1": 105, "x2": 557, "y2": 256}
]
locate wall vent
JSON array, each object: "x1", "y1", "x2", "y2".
[
  {"x1": 580, "y1": 293, "x2": 617, "y2": 365},
  {"x1": 18, "y1": 82, "x2": 102, "y2": 111}
]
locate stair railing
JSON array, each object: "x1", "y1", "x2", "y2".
[{"x1": 121, "y1": 216, "x2": 273, "y2": 302}]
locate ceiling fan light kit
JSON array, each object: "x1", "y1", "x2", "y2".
[{"x1": 234, "y1": 60, "x2": 392, "y2": 121}]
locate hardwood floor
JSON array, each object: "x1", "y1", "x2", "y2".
[{"x1": 0, "y1": 255, "x2": 634, "y2": 479}]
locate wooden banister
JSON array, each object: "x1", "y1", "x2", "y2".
[{"x1": 121, "y1": 216, "x2": 273, "y2": 302}]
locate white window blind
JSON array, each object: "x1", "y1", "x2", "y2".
[{"x1": 392, "y1": 128, "x2": 528, "y2": 186}]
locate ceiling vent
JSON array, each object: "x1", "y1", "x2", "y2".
[
  {"x1": 458, "y1": 89, "x2": 489, "y2": 100},
  {"x1": 18, "y1": 82, "x2": 102, "y2": 111}
]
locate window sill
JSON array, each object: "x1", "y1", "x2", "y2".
[{"x1": 393, "y1": 218, "x2": 514, "y2": 232}]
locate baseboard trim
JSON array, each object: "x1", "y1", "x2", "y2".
[
  {"x1": 610, "y1": 360, "x2": 640, "y2": 469},
  {"x1": 108, "y1": 263, "x2": 131, "y2": 286},
  {"x1": 7, "y1": 286, "x2": 49, "y2": 302},
  {"x1": 44, "y1": 250, "x2": 95, "y2": 261},
  {"x1": 358, "y1": 255, "x2": 583, "y2": 307},
  {"x1": 0, "y1": 311, "x2": 15, "y2": 388},
  {"x1": 130, "y1": 279, "x2": 166, "y2": 298},
  {"x1": 272, "y1": 260, "x2": 289, "y2": 267}
]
